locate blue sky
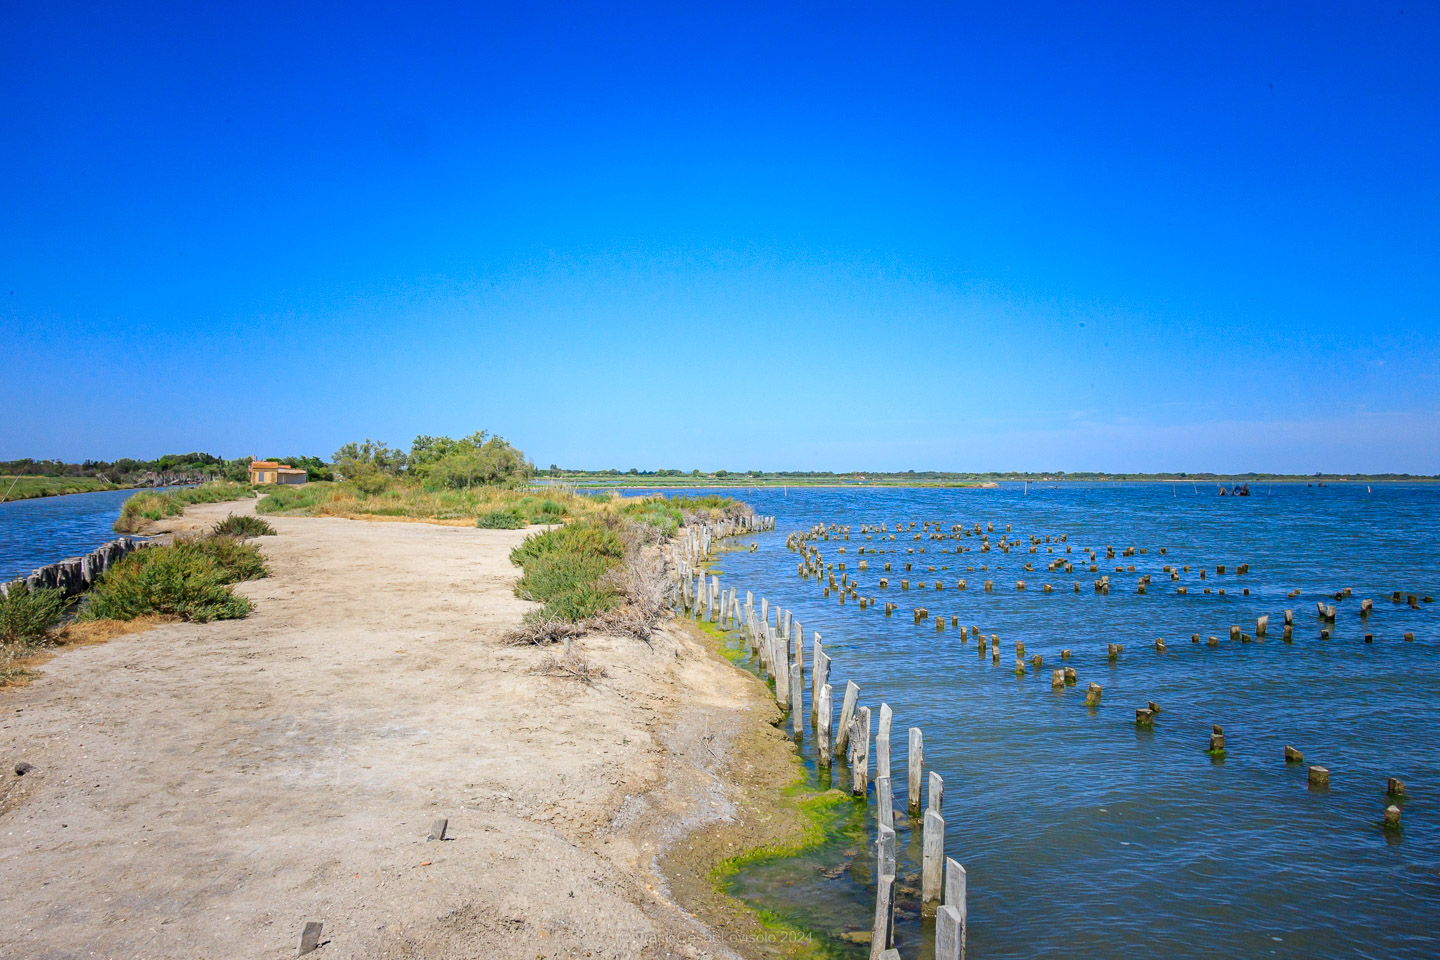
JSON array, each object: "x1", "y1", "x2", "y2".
[{"x1": 2, "y1": 2, "x2": 1437, "y2": 473}]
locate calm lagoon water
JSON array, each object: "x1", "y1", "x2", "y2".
[
  {"x1": 0, "y1": 487, "x2": 138, "y2": 582},
  {"x1": 650, "y1": 483, "x2": 1440, "y2": 960}
]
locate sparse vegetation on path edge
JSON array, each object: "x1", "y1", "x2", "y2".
[
  {"x1": 114, "y1": 482, "x2": 258, "y2": 533},
  {"x1": 0, "y1": 588, "x2": 71, "y2": 685},
  {"x1": 79, "y1": 535, "x2": 268, "y2": 623}
]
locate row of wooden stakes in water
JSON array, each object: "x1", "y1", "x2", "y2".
[
  {"x1": 670, "y1": 548, "x2": 972, "y2": 960},
  {"x1": 676, "y1": 513, "x2": 774, "y2": 567}
]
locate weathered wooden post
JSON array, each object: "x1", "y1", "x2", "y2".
[
  {"x1": 850, "y1": 706, "x2": 872, "y2": 796},
  {"x1": 908, "y1": 728, "x2": 924, "y2": 815},
  {"x1": 876, "y1": 823, "x2": 896, "y2": 877},
  {"x1": 1309, "y1": 765, "x2": 1330, "y2": 788},
  {"x1": 876, "y1": 704, "x2": 893, "y2": 780},
  {"x1": 817, "y1": 684, "x2": 833, "y2": 764},
  {"x1": 813, "y1": 645, "x2": 830, "y2": 726},
  {"x1": 922, "y1": 808, "x2": 945, "y2": 915},
  {"x1": 877, "y1": 775, "x2": 894, "y2": 831},
  {"x1": 928, "y1": 770, "x2": 944, "y2": 816},
  {"x1": 840, "y1": 679, "x2": 858, "y2": 754},
  {"x1": 871, "y1": 871, "x2": 896, "y2": 960},
  {"x1": 941, "y1": 857, "x2": 968, "y2": 960},
  {"x1": 1384, "y1": 804, "x2": 1402, "y2": 832},
  {"x1": 1084, "y1": 682, "x2": 1102, "y2": 707},
  {"x1": 774, "y1": 634, "x2": 790, "y2": 709},
  {"x1": 790, "y1": 663, "x2": 804, "y2": 735}
]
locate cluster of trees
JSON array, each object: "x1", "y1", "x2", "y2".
[{"x1": 333, "y1": 431, "x2": 532, "y2": 492}]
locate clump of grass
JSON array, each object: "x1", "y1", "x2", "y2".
[
  {"x1": 510, "y1": 520, "x2": 625, "y2": 621},
  {"x1": 79, "y1": 536, "x2": 267, "y2": 623},
  {"x1": 212, "y1": 514, "x2": 275, "y2": 538},
  {"x1": 476, "y1": 508, "x2": 527, "y2": 529},
  {"x1": 114, "y1": 482, "x2": 257, "y2": 533},
  {"x1": 0, "y1": 587, "x2": 69, "y2": 646}
]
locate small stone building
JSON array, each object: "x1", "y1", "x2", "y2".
[{"x1": 248, "y1": 461, "x2": 308, "y2": 485}]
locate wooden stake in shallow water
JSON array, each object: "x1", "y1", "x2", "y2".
[
  {"x1": 922, "y1": 808, "x2": 945, "y2": 916},
  {"x1": 944, "y1": 857, "x2": 968, "y2": 959},
  {"x1": 876, "y1": 775, "x2": 894, "y2": 831},
  {"x1": 817, "y1": 684, "x2": 833, "y2": 764},
  {"x1": 908, "y1": 728, "x2": 924, "y2": 815},
  {"x1": 790, "y1": 659, "x2": 803, "y2": 735},
  {"x1": 876, "y1": 703, "x2": 893, "y2": 780},
  {"x1": 773, "y1": 630, "x2": 790, "y2": 709},
  {"x1": 836, "y1": 680, "x2": 860, "y2": 755},
  {"x1": 850, "y1": 706, "x2": 872, "y2": 796},
  {"x1": 870, "y1": 872, "x2": 896, "y2": 960}
]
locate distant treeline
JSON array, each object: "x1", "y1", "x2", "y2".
[{"x1": 1, "y1": 453, "x2": 333, "y2": 484}]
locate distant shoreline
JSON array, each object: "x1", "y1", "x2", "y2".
[{"x1": 0, "y1": 478, "x2": 135, "y2": 504}]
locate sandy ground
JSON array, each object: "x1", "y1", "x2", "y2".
[{"x1": 0, "y1": 500, "x2": 806, "y2": 960}]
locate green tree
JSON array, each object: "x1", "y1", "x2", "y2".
[{"x1": 409, "y1": 431, "x2": 533, "y2": 489}]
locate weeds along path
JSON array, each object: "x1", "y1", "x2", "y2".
[{"x1": 0, "y1": 499, "x2": 793, "y2": 960}]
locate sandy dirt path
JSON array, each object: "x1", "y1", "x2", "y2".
[{"x1": 0, "y1": 500, "x2": 801, "y2": 960}]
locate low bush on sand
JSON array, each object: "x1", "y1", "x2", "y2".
[
  {"x1": 0, "y1": 587, "x2": 69, "y2": 647},
  {"x1": 476, "y1": 509, "x2": 527, "y2": 529},
  {"x1": 212, "y1": 514, "x2": 275, "y2": 538},
  {"x1": 79, "y1": 536, "x2": 267, "y2": 623},
  {"x1": 510, "y1": 520, "x2": 626, "y2": 621},
  {"x1": 0, "y1": 587, "x2": 73, "y2": 686}
]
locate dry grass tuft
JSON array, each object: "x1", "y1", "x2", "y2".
[
  {"x1": 58, "y1": 615, "x2": 181, "y2": 646},
  {"x1": 504, "y1": 617, "x2": 589, "y2": 646},
  {"x1": 537, "y1": 650, "x2": 607, "y2": 684}
]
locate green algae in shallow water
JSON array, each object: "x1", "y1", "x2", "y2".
[
  {"x1": 691, "y1": 614, "x2": 870, "y2": 957},
  {"x1": 716, "y1": 787, "x2": 870, "y2": 959}
]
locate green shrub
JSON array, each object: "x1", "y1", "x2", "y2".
[
  {"x1": 510, "y1": 520, "x2": 624, "y2": 568},
  {"x1": 509, "y1": 520, "x2": 625, "y2": 620},
  {"x1": 0, "y1": 587, "x2": 69, "y2": 646},
  {"x1": 194, "y1": 535, "x2": 270, "y2": 583},
  {"x1": 212, "y1": 514, "x2": 275, "y2": 538},
  {"x1": 476, "y1": 509, "x2": 527, "y2": 529},
  {"x1": 80, "y1": 537, "x2": 267, "y2": 623},
  {"x1": 619, "y1": 499, "x2": 683, "y2": 537},
  {"x1": 527, "y1": 498, "x2": 566, "y2": 524}
]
